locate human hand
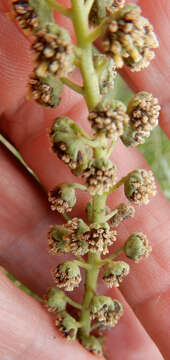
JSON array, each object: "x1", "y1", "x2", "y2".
[{"x1": 0, "y1": 0, "x2": 169, "y2": 359}]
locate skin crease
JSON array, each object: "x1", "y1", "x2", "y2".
[{"x1": 0, "y1": 0, "x2": 169, "y2": 359}]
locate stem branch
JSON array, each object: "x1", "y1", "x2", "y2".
[
  {"x1": 61, "y1": 78, "x2": 84, "y2": 95},
  {"x1": 47, "y1": 0, "x2": 72, "y2": 17},
  {"x1": 71, "y1": 0, "x2": 101, "y2": 110},
  {"x1": 107, "y1": 175, "x2": 129, "y2": 195},
  {"x1": 85, "y1": 0, "x2": 95, "y2": 14}
]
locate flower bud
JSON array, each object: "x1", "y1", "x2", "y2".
[
  {"x1": 81, "y1": 223, "x2": 117, "y2": 255},
  {"x1": 51, "y1": 261, "x2": 81, "y2": 291},
  {"x1": 50, "y1": 117, "x2": 93, "y2": 176},
  {"x1": 32, "y1": 24, "x2": 74, "y2": 79},
  {"x1": 29, "y1": 74, "x2": 63, "y2": 108},
  {"x1": 88, "y1": 99, "x2": 129, "y2": 139},
  {"x1": 89, "y1": 0, "x2": 125, "y2": 26},
  {"x1": 110, "y1": 202, "x2": 135, "y2": 227},
  {"x1": 93, "y1": 54, "x2": 116, "y2": 95},
  {"x1": 56, "y1": 311, "x2": 79, "y2": 341},
  {"x1": 124, "y1": 232, "x2": 152, "y2": 262},
  {"x1": 66, "y1": 218, "x2": 89, "y2": 256},
  {"x1": 103, "y1": 261, "x2": 130, "y2": 287},
  {"x1": 48, "y1": 184, "x2": 76, "y2": 214},
  {"x1": 48, "y1": 219, "x2": 89, "y2": 256},
  {"x1": 48, "y1": 225, "x2": 70, "y2": 255},
  {"x1": 90, "y1": 296, "x2": 123, "y2": 327},
  {"x1": 12, "y1": 0, "x2": 52, "y2": 33},
  {"x1": 45, "y1": 287, "x2": 67, "y2": 312},
  {"x1": 82, "y1": 158, "x2": 117, "y2": 195},
  {"x1": 102, "y1": 4, "x2": 159, "y2": 71},
  {"x1": 80, "y1": 335, "x2": 103, "y2": 356},
  {"x1": 121, "y1": 92, "x2": 160, "y2": 146},
  {"x1": 124, "y1": 169, "x2": 157, "y2": 205}
]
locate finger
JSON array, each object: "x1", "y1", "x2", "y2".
[
  {"x1": 0, "y1": 270, "x2": 163, "y2": 360},
  {"x1": 0, "y1": 145, "x2": 164, "y2": 360},
  {"x1": 0, "y1": 269, "x2": 99, "y2": 360},
  {"x1": 120, "y1": 0, "x2": 170, "y2": 138}
]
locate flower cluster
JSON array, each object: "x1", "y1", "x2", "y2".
[
  {"x1": 81, "y1": 223, "x2": 117, "y2": 255},
  {"x1": 110, "y1": 202, "x2": 135, "y2": 227},
  {"x1": 12, "y1": 0, "x2": 52, "y2": 32},
  {"x1": 122, "y1": 92, "x2": 161, "y2": 146},
  {"x1": 124, "y1": 169, "x2": 157, "y2": 205},
  {"x1": 45, "y1": 287, "x2": 67, "y2": 312},
  {"x1": 48, "y1": 218, "x2": 89, "y2": 256},
  {"x1": 102, "y1": 4, "x2": 159, "y2": 71},
  {"x1": 48, "y1": 184, "x2": 76, "y2": 214},
  {"x1": 56, "y1": 311, "x2": 79, "y2": 341},
  {"x1": 50, "y1": 117, "x2": 93, "y2": 176},
  {"x1": 90, "y1": 296, "x2": 123, "y2": 327},
  {"x1": 88, "y1": 100, "x2": 129, "y2": 139},
  {"x1": 82, "y1": 158, "x2": 117, "y2": 195},
  {"x1": 29, "y1": 74, "x2": 63, "y2": 108},
  {"x1": 89, "y1": 0, "x2": 125, "y2": 26},
  {"x1": 124, "y1": 232, "x2": 152, "y2": 262},
  {"x1": 103, "y1": 261, "x2": 130, "y2": 287},
  {"x1": 51, "y1": 261, "x2": 81, "y2": 291},
  {"x1": 80, "y1": 336, "x2": 102, "y2": 356},
  {"x1": 32, "y1": 24, "x2": 74, "y2": 78},
  {"x1": 12, "y1": 0, "x2": 39, "y2": 32}
]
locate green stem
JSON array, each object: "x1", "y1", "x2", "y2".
[
  {"x1": 85, "y1": 0, "x2": 95, "y2": 14},
  {"x1": 72, "y1": 183, "x2": 87, "y2": 191},
  {"x1": 66, "y1": 297, "x2": 82, "y2": 310},
  {"x1": 74, "y1": 260, "x2": 92, "y2": 271},
  {"x1": 79, "y1": 194, "x2": 107, "y2": 337},
  {"x1": 102, "y1": 247, "x2": 124, "y2": 263},
  {"x1": 107, "y1": 139, "x2": 116, "y2": 157},
  {"x1": 71, "y1": 0, "x2": 101, "y2": 110},
  {"x1": 61, "y1": 78, "x2": 84, "y2": 95},
  {"x1": 107, "y1": 175, "x2": 129, "y2": 195},
  {"x1": 71, "y1": 123, "x2": 92, "y2": 140},
  {"x1": 79, "y1": 253, "x2": 100, "y2": 337},
  {"x1": 92, "y1": 193, "x2": 107, "y2": 223},
  {"x1": 88, "y1": 19, "x2": 107, "y2": 43},
  {"x1": 105, "y1": 208, "x2": 118, "y2": 222},
  {"x1": 47, "y1": 0, "x2": 72, "y2": 17},
  {"x1": 62, "y1": 213, "x2": 71, "y2": 221}
]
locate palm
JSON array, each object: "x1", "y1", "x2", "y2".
[{"x1": 0, "y1": 0, "x2": 169, "y2": 359}]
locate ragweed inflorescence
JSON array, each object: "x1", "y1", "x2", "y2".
[{"x1": 11, "y1": 0, "x2": 160, "y2": 356}]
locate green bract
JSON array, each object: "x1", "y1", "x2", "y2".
[
  {"x1": 29, "y1": 0, "x2": 53, "y2": 28},
  {"x1": 48, "y1": 225, "x2": 70, "y2": 254},
  {"x1": 124, "y1": 169, "x2": 156, "y2": 204},
  {"x1": 80, "y1": 335, "x2": 103, "y2": 355},
  {"x1": 103, "y1": 261, "x2": 130, "y2": 287},
  {"x1": 124, "y1": 232, "x2": 152, "y2": 262},
  {"x1": 48, "y1": 183, "x2": 76, "y2": 213},
  {"x1": 56, "y1": 311, "x2": 79, "y2": 341},
  {"x1": 46, "y1": 287, "x2": 67, "y2": 312},
  {"x1": 50, "y1": 117, "x2": 93, "y2": 175},
  {"x1": 29, "y1": 74, "x2": 63, "y2": 108},
  {"x1": 93, "y1": 54, "x2": 116, "y2": 95}
]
